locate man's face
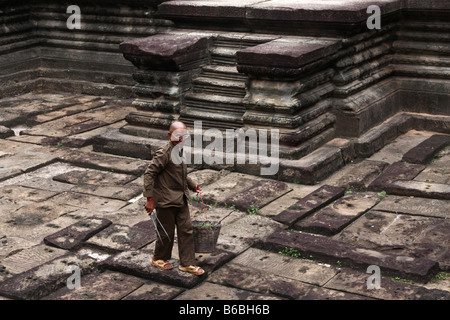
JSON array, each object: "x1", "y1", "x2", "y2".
[{"x1": 169, "y1": 127, "x2": 190, "y2": 145}]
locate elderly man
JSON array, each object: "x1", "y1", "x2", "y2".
[{"x1": 143, "y1": 121, "x2": 204, "y2": 276}]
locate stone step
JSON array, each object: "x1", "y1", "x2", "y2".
[
  {"x1": 192, "y1": 76, "x2": 246, "y2": 98},
  {"x1": 258, "y1": 229, "x2": 439, "y2": 282},
  {"x1": 202, "y1": 65, "x2": 246, "y2": 81}
]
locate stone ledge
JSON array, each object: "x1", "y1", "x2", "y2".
[
  {"x1": 120, "y1": 33, "x2": 209, "y2": 71},
  {"x1": 258, "y1": 229, "x2": 440, "y2": 282}
]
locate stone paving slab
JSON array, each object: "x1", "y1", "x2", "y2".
[
  {"x1": 324, "y1": 159, "x2": 389, "y2": 191},
  {"x1": 325, "y1": 268, "x2": 450, "y2": 300},
  {"x1": 260, "y1": 229, "x2": 439, "y2": 282},
  {"x1": 52, "y1": 169, "x2": 138, "y2": 186},
  {"x1": 217, "y1": 214, "x2": 285, "y2": 255},
  {"x1": 232, "y1": 248, "x2": 337, "y2": 286},
  {"x1": 102, "y1": 248, "x2": 231, "y2": 289},
  {"x1": 414, "y1": 150, "x2": 450, "y2": 185},
  {"x1": 294, "y1": 192, "x2": 379, "y2": 235},
  {"x1": 44, "y1": 217, "x2": 113, "y2": 250},
  {"x1": 373, "y1": 195, "x2": 450, "y2": 218},
  {"x1": 0, "y1": 244, "x2": 67, "y2": 278},
  {"x1": 122, "y1": 281, "x2": 185, "y2": 300},
  {"x1": 386, "y1": 180, "x2": 450, "y2": 200},
  {"x1": 0, "y1": 250, "x2": 102, "y2": 299},
  {"x1": 402, "y1": 134, "x2": 450, "y2": 164},
  {"x1": 273, "y1": 185, "x2": 345, "y2": 226},
  {"x1": 0, "y1": 185, "x2": 58, "y2": 202},
  {"x1": 85, "y1": 223, "x2": 153, "y2": 253},
  {"x1": 200, "y1": 172, "x2": 260, "y2": 205},
  {"x1": 42, "y1": 270, "x2": 146, "y2": 300},
  {"x1": 223, "y1": 179, "x2": 291, "y2": 211},
  {"x1": 174, "y1": 281, "x2": 283, "y2": 300},
  {"x1": 335, "y1": 210, "x2": 450, "y2": 269},
  {"x1": 49, "y1": 191, "x2": 128, "y2": 213},
  {"x1": 368, "y1": 161, "x2": 425, "y2": 191}
]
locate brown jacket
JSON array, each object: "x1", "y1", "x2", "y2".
[{"x1": 143, "y1": 141, "x2": 197, "y2": 207}]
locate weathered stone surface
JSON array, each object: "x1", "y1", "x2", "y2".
[
  {"x1": 294, "y1": 192, "x2": 379, "y2": 235},
  {"x1": 200, "y1": 172, "x2": 259, "y2": 205},
  {"x1": 368, "y1": 161, "x2": 425, "y2": 191},
  {"x1": 122, "y1": 281, "x2": 185, "y2": 300},
  {"x1": 336, "y1": 209, "x2": 450, "y2": 269},
  {"x1": 217, "y1": 214, "x2": 284, "y2": 254},
  {"x1": 236, "y1": 38, "x2": 342, "y2": 76},
  {"x1": 50, "y1": 192, "x2": 128, "y2": 213},
  {"x1": 326, "y1": 160, "x2": 389, "y2": 191},
  {"x1": 373, "y1": 195, "x2": 450, "y2": 218},
  {"x1": 402, "y1": 134, "x2": 450, "y2": 164},
  {"x1": 325, "y1": 268, "x2": 450, "y2": 300},
  {"x1": 0, "y1": 250, "x2": 101, "y2": 300},
  {"x1": 52, "y1": 169, "x2": 138, "y2": 186},
  {"x1": 273, "y1": 185, "x2": 345, "y2": 226},
  {"x1": 102, "y1": 249, "x2": 206, "y2": 288},
  {"x1": 260, "y1": 229, "x2": 439, "y2": 281},
  {"x1": 0, "y1": 244, "x2": 66, "y2": 276},
  {"x1": 174, "y1": 281, "x2": 283, "y2": 300},
  {"x1": 43, "y1": 271, "x2": 145, "y2": 300},
  {"x1": 85, "y1": 224, "x2": 153, "y2": 253},
  {"x1": 233, "y1": 248, "x2": 337, "y2": 286},
  {"x1": 120, "y1": 33, "x2": 209, "y2": 71},
  {"x1": 386, "y1": 180, "x2": 450, "y2": 200},
  {"x1": 0, "y1": 185, "x2": 58, "y2": 202},
  {"x1": 223, "y1": 179, "x2": 291, "y2": 211},
  {"x1": 414, "y1": 149, "x2": 450, "y2": 184},
  {"x1": 44, "y1": 217, "x2": 112, "y2": 250}
]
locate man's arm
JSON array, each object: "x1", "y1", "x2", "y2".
[{"x1": 143, "y1": 145, "x2": 169, "y2": 214}]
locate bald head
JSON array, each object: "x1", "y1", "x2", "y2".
[
  {"x1": 168, "y1": 121, "x2": 188, "y2": 145},
  {"x1": 169, "y1": 121, "x2": 186, "y2": 133}
]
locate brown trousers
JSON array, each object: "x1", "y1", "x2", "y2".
[{"x1": 153, "y1": 201, "x2": 196, "y2": 267}]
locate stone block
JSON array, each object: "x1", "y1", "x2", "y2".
[
  {"x1": 85, "y1": 224, "x2": 153, "y2": 253},
  {"x1": 402, "y1": 134, "x2": 450, "y2": 164},
  {"x1": 120, "y1": 33, "x2": 209, "y2": 71},
  {"x1": 273, "y1": 185, "x2": 345, "y2": 226},
  {"x1": 44, "y1": 217, "x2": 112, "y2": 250},
  {"x1": 368, "y1": 161, "x2": 425, "y2": 191},
  {"x1": 260, "y1": 229, "x2": 439, "y2": 281},
  {"x1": 294, "y1": 192, "x2": 379, "y2": 235},
  {"x1": 223, "y1": 179, "x2": 291, "y2": 211},
  {"x1": 386, "y1": 180, "x2": 450, "y2": 200}
]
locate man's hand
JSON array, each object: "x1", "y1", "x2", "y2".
[
  {"x1": 194, "y1": 184, "x2": 202, "y2": 193},
  {"x1": 145, "y1": 197, "x2": 155, "y2": 215}
]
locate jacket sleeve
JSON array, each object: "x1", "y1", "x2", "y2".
[
  {"x1": 143, "y1": 145, "x2": 170, "y2": 198},
  {"x1": 186, "y1": 175, "x2": 198, "y2": 192}
]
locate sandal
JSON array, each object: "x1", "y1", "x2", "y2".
[
  {"x1": 151, "y1": 257, "x2": 173, "y2": 270},
  {"x1": 179, "y1": 265, "x2": 205, "y2": 276}
]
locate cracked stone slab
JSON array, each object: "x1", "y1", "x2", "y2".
[
  {"x1": 50, "y1": 192, "x2": 128, "y2": 213},
  {"x1": 325, "y1": 268, "x2": 450, "y2": 300},
  {"x1": 200, "y1": 172, "x2": 260, "y2": 205},
  {"x1": 85, "y1": 224, "x2": 153, "y2": 253},
  {"x1": 44, "y1": 217, "x2": 113, "y2": 250},
  {"x1": 373, "y1": 195, "x2": 450, "y2": 218},
  {"x1": 122, "y1": 281, "x2": 185, "y2": 300},
  {"x1": 217, "y1": 214, "x2": 285, "y2": 254},
  {"x1": 294, "y1": 192, "x2": 379, "y2": 235},
  {"x1": 0, "y1": 251, "x2": 101, "y2": 300},
  {"x1": 0, "y1": 244, "x2": 66, "y2": 276},
  {"x1": 233, "y1": 248, "x2": 338, "y2": 286},
  {"x1": 52, "y1": 169, "x2": 138, "y2": 186},
  {"x1": 273, "y1": 185, "x2": 345, "y2": 226},
  {"x1": 260, "y1": 229, "x2": 439, "y2": 282},
  {"x1": 174, "y1": 281, "x2": 283, "y2": 300},
  {"x1": 336, "y1": 210, "x2": 450, "y2": 269},
  {"x1": 386, "y1": 180, "x2": 450, "y2": 200},
  {"x1": 326, "y1": 160, "x2": 389, "y2": 191},
  {"x1": 0, "y1": 185, "x2": 58, "y2": 202},
  {"x1": 101, "y1": 249, "x2": 205, "y2": 289},
  {"x1": 368, "y1": 161, "x2": 425, "y2": 191},
  {"x1": 223, "y1": 179, "x2": 291, "y2": 211},
  {"x1": 402, "y1": 134, "x2": 450, "y2": 164},
  {"x1": 42, "y1": 270, "x2": 145, "y2": 300},
  {"x1": 70, "y1": 184, "x2": 142, "y2": 202}
]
